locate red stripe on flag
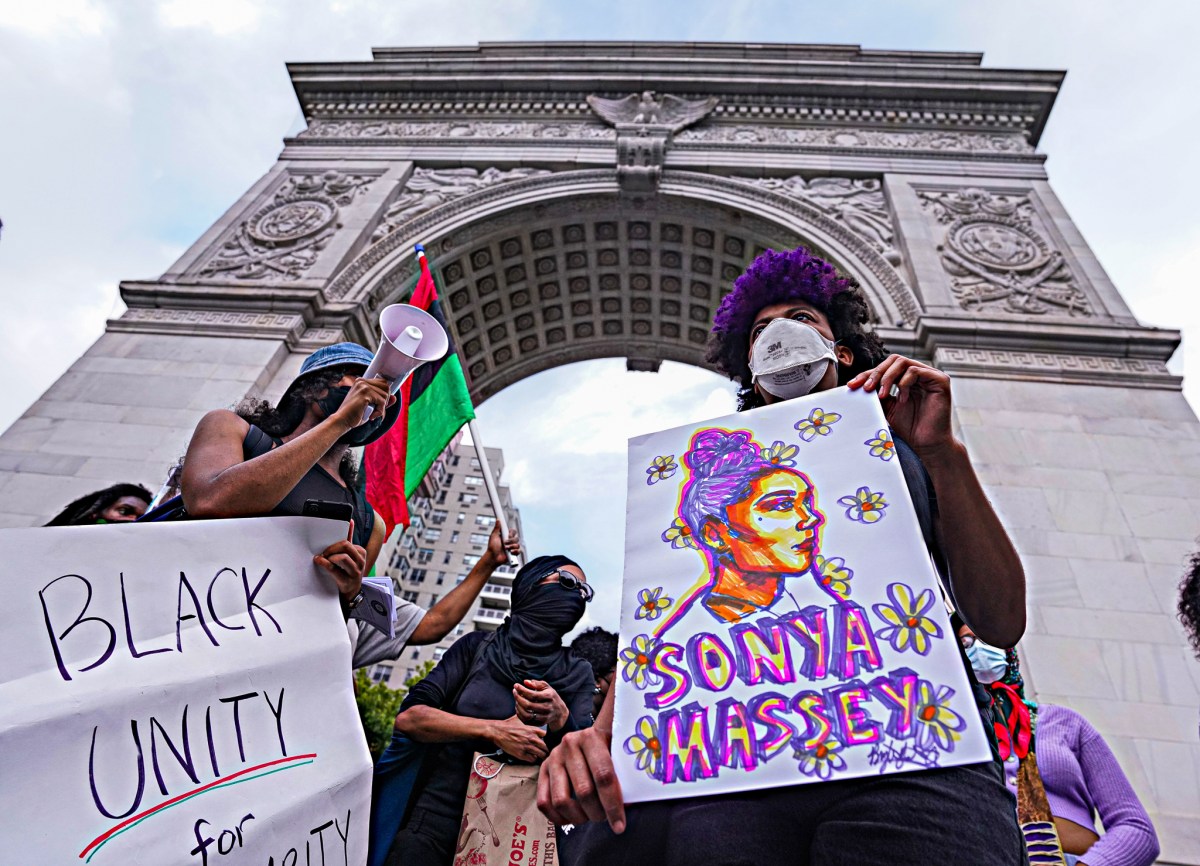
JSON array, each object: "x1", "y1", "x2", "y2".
[{"x1": 364, "y1": 253, "x2": 437, "y2": 536}]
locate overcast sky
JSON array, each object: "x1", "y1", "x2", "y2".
[{"x1": 1, "y1": 0, "x2": 1196, "y2": 630}]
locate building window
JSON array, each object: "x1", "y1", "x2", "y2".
[
  {"x1": 469, "y1": 533, "x2": 490, "y2": 546},
  {"x1": 474, "y1": 514, "x2": 493, "y2": 528},
  {"x1": 442, "y1": 550, "x2": 453, "y2": 565},
  {"x1": 436, "y1": 572, "x2": 445, "y2": 585},
  {"x1": 402, "y1": 590, "x2": 419, "y2": 603},
  {"x1": 369, "y1": 664, "x2": 391, "y2": 683},
  {"x1": 452, "y1": 455, "x2": 461, "y2": 467},
  {"x1": 460, "y1": 493, "x2": 479, "y2": 506},
  {"x1": 423, "y1": 528, "x2": 442, "y2": 542},
  {"x1": 433, "y1": 648, "x2": 445, "y2": 661},
  {"x1": 456, "y1": 511, "x2": 467, "y2": 524},
  {"x1": 463, "y1": 554, "x2": 481, "y2": 567},
  {"x1": 457, "y1": 573, "x2": 467, "y2": 584},
  {"x1": 464, "y1": 476, "x2": 484, "y2": 487},
  {"x1": 453, "y1": 624, "x2": 465, "y2": 636},
  {"x1": 450, "y1": 531, "x2": 460, "y2": 543},
  {"x1": 436, "y1": 489, "x2": 447, "y2": 504},
  {"x1": 432, "y1": 510, "x2": 447, "y2": 525},
  {"x1": 411, "y1": 649, "x2": 420, "y2": 660},
  {"x1": 417, "y1": 548, "x2": 434, "y2": 565}
]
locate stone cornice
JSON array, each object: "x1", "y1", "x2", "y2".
[
  {"x1": 916, "y1": 315, "x2": 1181, "y2": 389},
  {"x1": 288, "y1": 42, "x2": 1062, "y2": 143}
]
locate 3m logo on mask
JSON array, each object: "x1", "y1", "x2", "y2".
[{"x1": 748, "y1": 319, "x2": 838, "y2": 400}]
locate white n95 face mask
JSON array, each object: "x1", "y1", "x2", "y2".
[{"x1": 748, "y1": 318, "x2": 838, "y2": 399}]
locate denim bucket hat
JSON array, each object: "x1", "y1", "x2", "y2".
[{"x1": 281, "y1": 342, "x2": 401, "y2": 445}]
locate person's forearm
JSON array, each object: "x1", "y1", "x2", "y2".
[
  {"x1": 186, "y1": 419, "x2": 348, "y2": 517},
  {"x1": 922, "y1": 440, "x2": 1026, "y2": 648},
  {"x1": 395, "y1": 705, "x2": 497, "y2": 744},
  {"x1": 410, "y1": 554, "x2": 497, "y2": 643}
]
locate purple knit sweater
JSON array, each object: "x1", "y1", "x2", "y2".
[{"x1": 1035, "y1": 704, "x2": 1160, "y2": 866}]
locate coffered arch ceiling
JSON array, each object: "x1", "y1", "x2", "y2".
[{"x1": 332, "y1": 171, "x2": 919, "y2": 401}]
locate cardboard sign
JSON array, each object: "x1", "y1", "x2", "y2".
[
  {"x1": 614, "y1": 386, "x2": 992, "y2": 803},
  {"x1": 0, "y1": 517, "x2": 371, "y2": 864}
]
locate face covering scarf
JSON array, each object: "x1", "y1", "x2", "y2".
[
  {"x1": 317, "y1": 386, "x2": 386, "y2": 446},
  {"x1": 748, "y1": 318, "x2": 838, "y2": 399},
  {"x1": 481, "y1": 555, "x2": 591, "y2": 695}
]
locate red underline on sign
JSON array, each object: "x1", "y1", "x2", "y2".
[{"x1": 78, "y1": 753, "x2": 317, "y2": 862}]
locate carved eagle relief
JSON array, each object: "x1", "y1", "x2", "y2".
[{"x1": 587, "y1": 91, "x2": 719, "y2": 133}]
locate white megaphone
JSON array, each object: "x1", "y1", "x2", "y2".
[{"x1": 360, "y1": 303, "x2": 449, "y2": 421}]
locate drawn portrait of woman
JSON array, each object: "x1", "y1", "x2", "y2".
[{"x1": 655, "y1": 428, "x2": 829, "y2": 635}]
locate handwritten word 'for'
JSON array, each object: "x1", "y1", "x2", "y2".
[
  {"x1": 190, "y1": 810, "x2": 352, "y2": 866},
  {"x1": 38, "y1": 568, "x2": 280, "y2": 681}
]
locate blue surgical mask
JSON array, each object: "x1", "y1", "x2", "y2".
[{"x1": 965, "y1": 641, "x2": 1008, "y2": 684}]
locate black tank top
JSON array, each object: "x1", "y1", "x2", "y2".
[{"x1": 242, "y1": 425, "x2": 376, "y2": 548}]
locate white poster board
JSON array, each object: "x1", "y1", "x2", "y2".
[
  {"x1": 614, "y1": 386, "x2": 992, "y2": 803},
  {"x1": 0, "y1": 517, "x2": 372, "y2": 865}
]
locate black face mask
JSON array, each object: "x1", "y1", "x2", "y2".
[{"x1": 317, "y1": 386, "x2": 385, "y2": 446}]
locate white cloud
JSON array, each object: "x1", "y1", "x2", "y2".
[
  {"x1": 475, "y1": 360, "x2": 736, "y2": 630},
  {"x1": 0, "y1": 0, "x2": 110, "y2": 37},
  {"x1": 157, "y1": 0, "x2": 263, "y2": 36}
]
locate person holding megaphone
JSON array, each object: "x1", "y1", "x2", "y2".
[{"x1": 180, "y1": 341, "x2": 519, "y2": 664}]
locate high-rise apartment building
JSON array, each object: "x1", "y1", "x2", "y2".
[{"x1": 367, "y1": 432, "x2": 523, "y2": 688}]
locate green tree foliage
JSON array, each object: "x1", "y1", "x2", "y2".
[{"x1": 355, "y1": 660, "x2": 436, "y2": 760}]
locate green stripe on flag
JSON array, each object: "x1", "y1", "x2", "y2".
[{"x1": 404, "y1": 354, "x2": 475, "y2": 496}]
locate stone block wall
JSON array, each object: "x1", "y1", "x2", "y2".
[
  {"x1": 955, "y1": 376, "x2": 1200, "y2": 862},
  {"x1": 0, "y1": 332, "x2": 288, "y2": 527}
]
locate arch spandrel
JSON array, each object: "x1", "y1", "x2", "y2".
[{"x1": 330, "y1": 170, "x2": 921, "y2": 400}]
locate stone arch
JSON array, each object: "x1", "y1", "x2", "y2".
[{"x1": 328, "y1": 170, "x2": 921, "y2": 400}]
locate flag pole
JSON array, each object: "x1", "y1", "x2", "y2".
[
  {"x1": 466, "y1": 418, "x2": 520, "y2": 569},
  {"x1": 411, "y1": 244, "x2": 517, "y2": 566}
]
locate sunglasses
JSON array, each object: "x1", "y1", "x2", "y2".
[{"x1": 550, "y1": 569, "x2": 594, "y2": 603}]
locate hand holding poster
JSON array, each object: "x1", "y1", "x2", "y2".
[
  {"x1": 613, "y1": 386, "x2": 992, "y2": 803},
  {"x1": 0, "y1": 517, "x2": 371, "y2": 865}
]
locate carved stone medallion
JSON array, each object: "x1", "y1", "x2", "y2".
[
  {"x1": 246, "y1": 195, "x2": 338, "y2": 244},
  {"x1": 920, "y1": 187, "x2": 1092, "y2": 317},
  {"x1": 194, "y1": 170, "x2": 374, "y2": 281}
]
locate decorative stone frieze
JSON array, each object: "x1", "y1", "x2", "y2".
[
  {"x1": 744, "y1": 176, "x2": 899, "y2": 263},
  {"x1": 919, "y1": 187, "x2": 1092, "y2": 317},
  {"x1": 109, "y1": 308, "x2": 306, "y2": 340},
  {"x1": 372, "y1": 167, "x2": 553, "y2": 243},
  {"x1": 675, "y1": 125, "x2": 1033, "y2": 155},
  {"x1": 934, "y1": 347, "x2": 1177, "y2": 389},
  {"x1": 194, "y1": 170, "x2": 376, "y2": 281},
  {"x1": 300, "y1": 119, "x2": 614, "y2": 140}
]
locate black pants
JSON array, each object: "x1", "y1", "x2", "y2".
[
  {"x1": 385, "y1": 806, "x2": 460, "y2": 866},
  {"x1": 563, "y1": 763, "x2": 1026, "y2": 866}
]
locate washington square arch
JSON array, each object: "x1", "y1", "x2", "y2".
[{"x1": 4, "y1": 42, "x2": 1200, "y2": 860}]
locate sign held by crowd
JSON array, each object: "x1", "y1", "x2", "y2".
[{"x1": 0, "y1": 516, "x2": 372, "y2": 864}]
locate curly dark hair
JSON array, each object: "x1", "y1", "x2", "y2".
[
  {"x1": 1180, "y1": 551, "x2": 1200, "y2": 659},
  {"x1": 705, "y1": 246, "x2": 888, "y2": 411},
  {"x1": 235, "y1": 364, "x2": 364, "y2": 486},
  {"x1": 45, "y1": 483, "x2": 152, "y2": 526},
  {"x1": 570, "y1": 626, "x2": 618, "y2": 677}
]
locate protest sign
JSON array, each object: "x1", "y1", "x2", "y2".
[
  {"x1": 614, "y1": 386, "x2": 992, "y2": 803},
  {"x1": 0, "y1": 516, "x2": 371, "y2": 865}
]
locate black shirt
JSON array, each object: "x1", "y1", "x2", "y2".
[
  {"x1": 400, "y1": 631, "x2": 594, "y2": 824},
  {"x1": 242, "y1": 424, "x2": 375, "y2": 548}
]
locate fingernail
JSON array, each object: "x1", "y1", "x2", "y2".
[{"x1": 612, "y1": 819, "x2": 626, "y2": 834}]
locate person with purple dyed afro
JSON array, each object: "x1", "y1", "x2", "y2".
[{"x1": 540, "y1": 246, "x2": 1028, "y2": 866}]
